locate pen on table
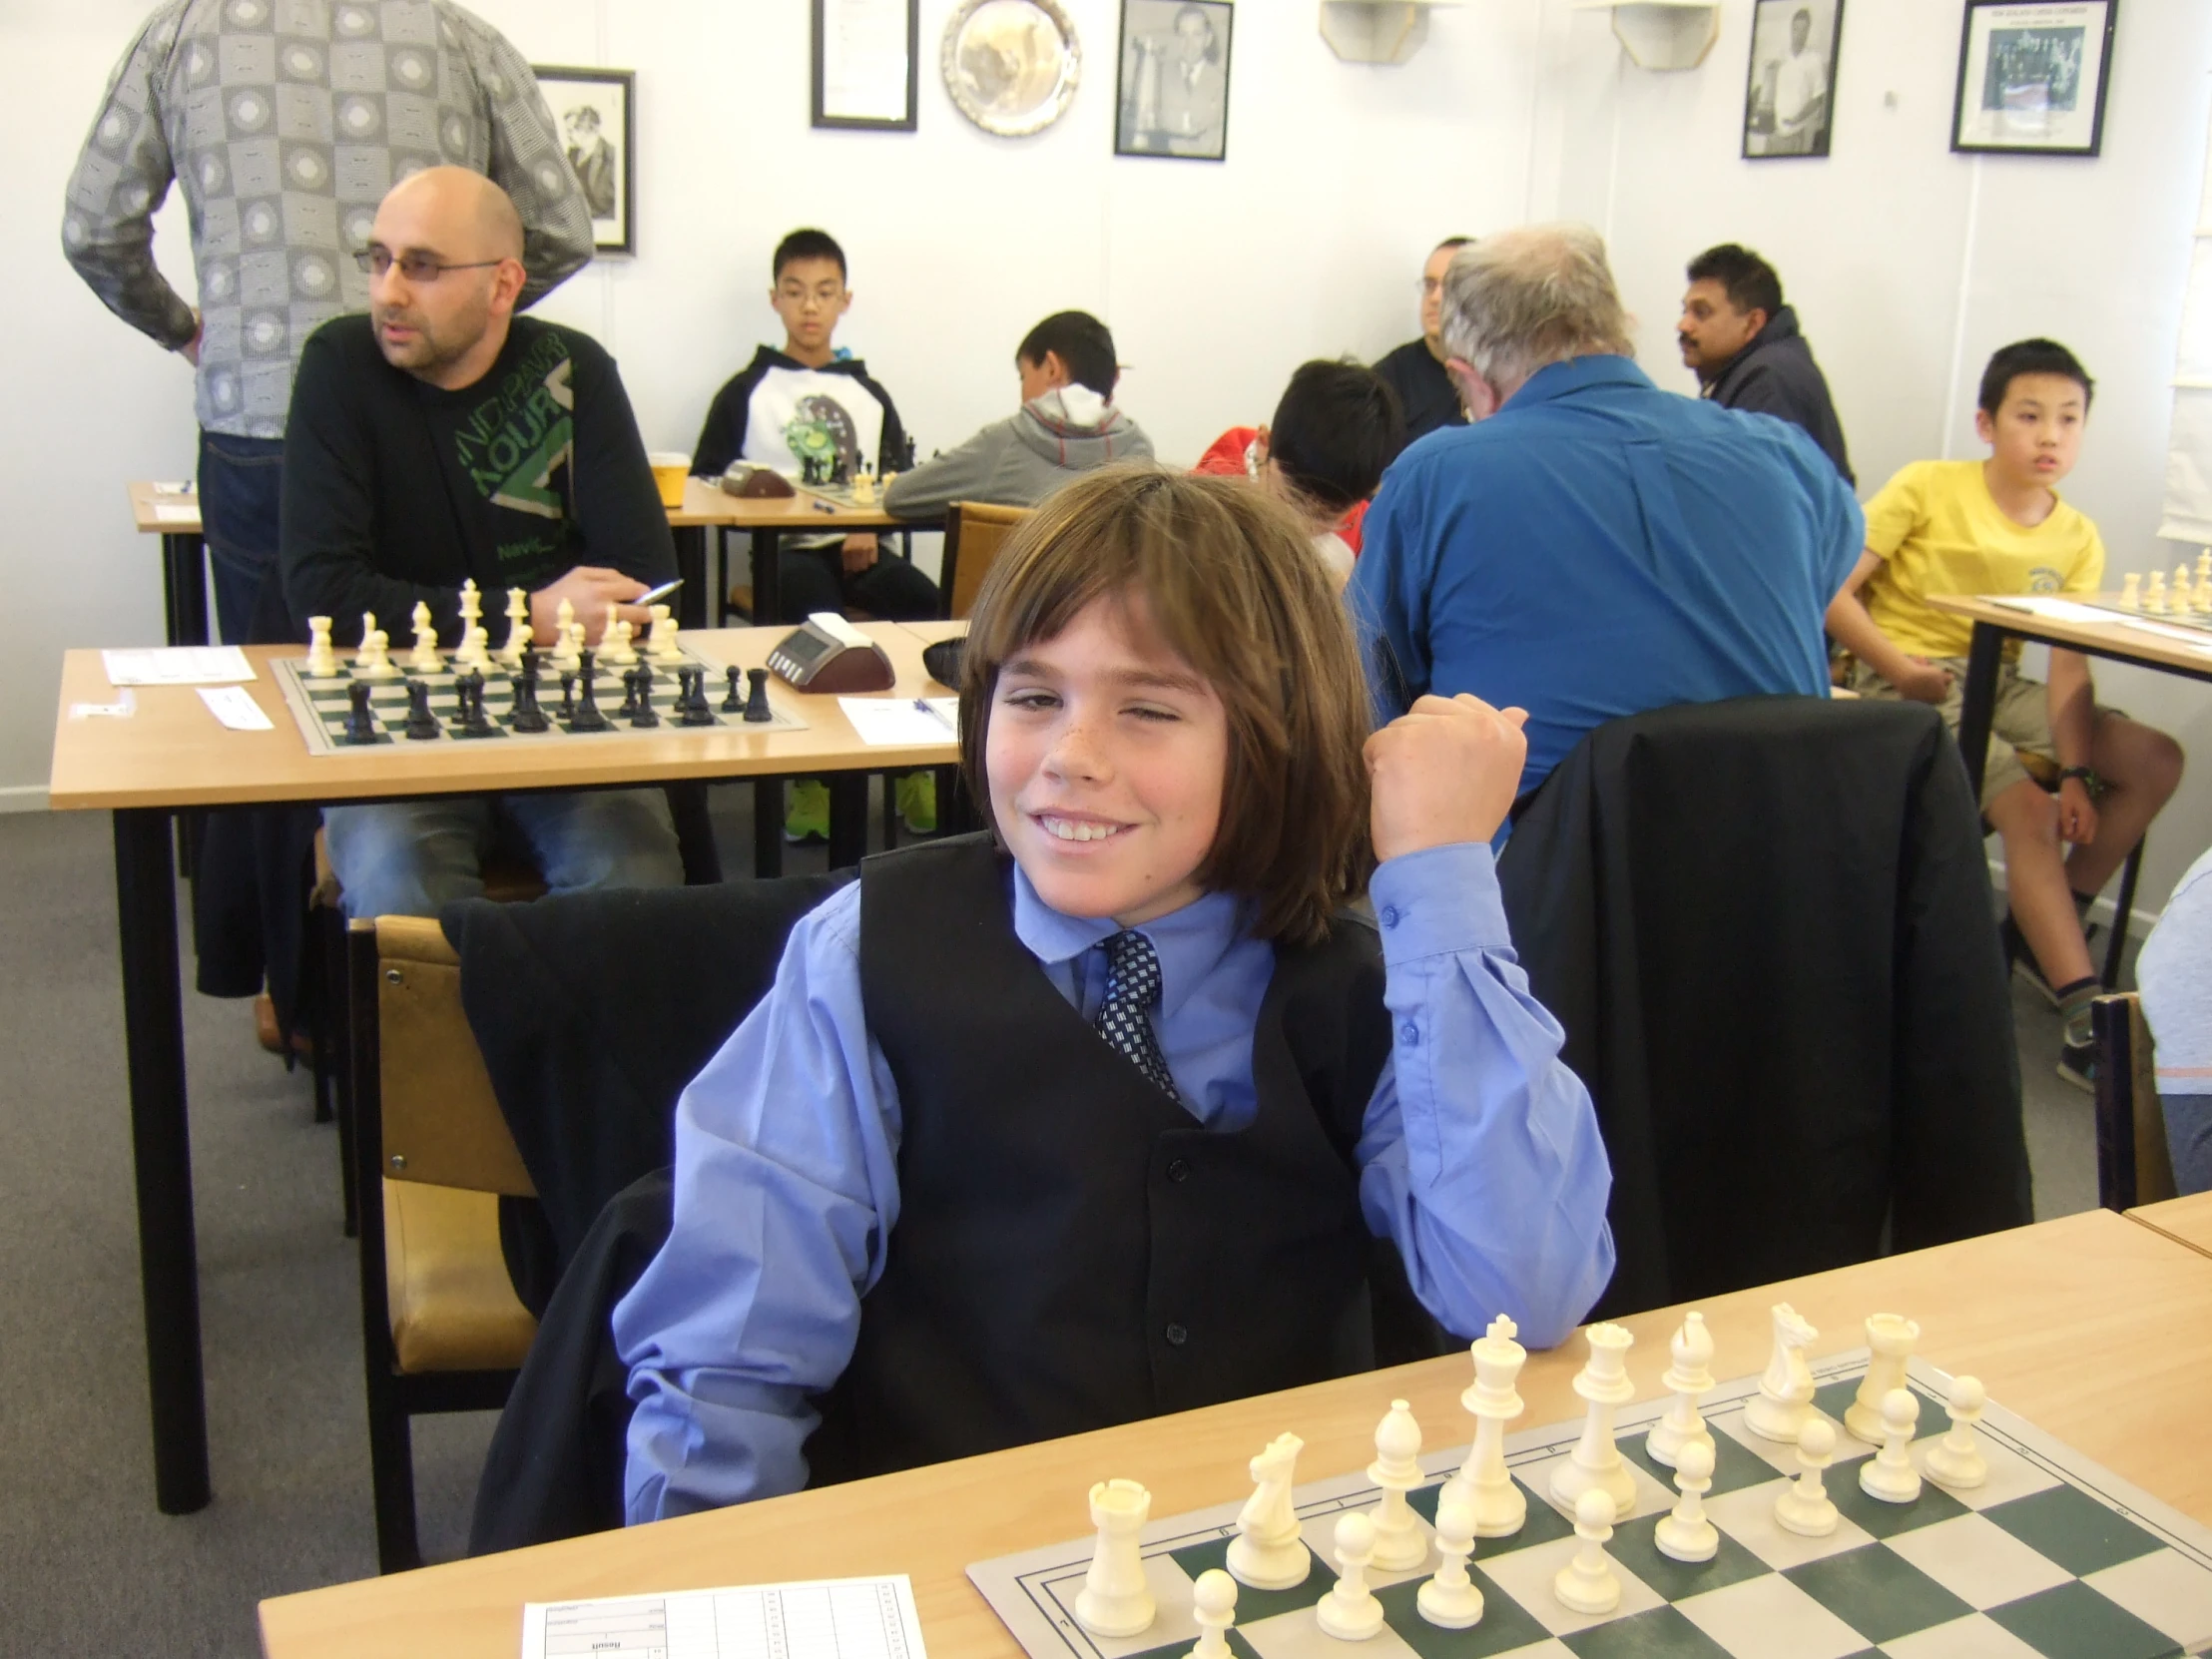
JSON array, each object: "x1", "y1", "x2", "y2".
[
  {"x1": 811, "y1": 499, "x2": 837, "y2": 514},
  {"x1": 915, "y1": 698, "x2": 955, "y2": 732}
]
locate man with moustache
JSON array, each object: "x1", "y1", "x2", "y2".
[
  {"x1": 280, "y1": 167, "x2": 684, "y2": 918},
  {"x1": 1677, "y1": 243, "x2": 1853, "y2": 484}
]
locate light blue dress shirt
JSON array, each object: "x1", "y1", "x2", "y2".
[{"x1": 615, "y1": 841, "x2": 1615, "y2": 1523}]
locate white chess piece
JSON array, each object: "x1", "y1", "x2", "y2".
[
  {"x1": 2177, "y1": 563, "x2": 2193, "y2": 609},
  {"x1": 1743, "y1": 1303, "x2": 1820, "y2": 1443},
  {"x1": 355, "y1": 611, "x2": 382, "y2": 671},
  {"x1": 1774, "y1": 1417, "x2": 1840, "y2": 1535},
  {"x1": 1552, "y1": 1489, "x2": 1620, "y2": 1616},
  {"x1": 2147, "y1": 571, "x2": 2169, "y2": 614},
  {"x1": 1924, "y1": 1376, "x2": 1988, "y2": 1489},
  {"x1": 1227, "y1": 1433, "x2": 1310, "y2": 1589},
  {"x1": 1185, "y1": 1569, "x2": 1237, "y2": 1659},
  {"x1": 455, "y1": 623, "x2": 492, "y2": 672},
  {"x1": 1367, "y1": 1399, "x2": 1427, "y2": 1572},
  {"x1": 1550, "y1": 1323, "x2": 1637, "y2": 1515},
  {"x1": 304, "y1": 616, "x2": 338, "y2": 677},
  {"x1": 1315, "y1": 1511, "x2": 1383, "y2": 1640},
  {"x1": 602, "y1": 605, "x2": 638, "y2": 664},
  {"x1": 406, "y1": 601, "x2": 440, "y2": 672},
  {"x1": 852, "y1": 468, "x2": 877, "y2": 506},
  {"x1": 1075, "y1": 1479, "x2": 1155, "y2": 1637},
  {"x1": 1444, "y1": 1315, "x2": 1527, "y2": 1538},
  {"x1": 2120, "y1": 572, "x2": 2142, "y2": 610},
  {"x1": 498, "y1": 588, "x2": 532, "y2": 668},
  {"x1": 567, "y1": 619, "x2": 588, "y2": 664},
  {"x1": 1415, "y1": 1488, "x2": 1483, "y2": 1629},
  {"x1": 555, "y1": 597, "x2": 576, "y2": 645},
  {"x1": 356, "y1": 621, "x2": 397, "y2": 678},
  {"x1": 1846, "y1": 1315, "x2": 1920, "y2": 1442},
  {"x1": 1645, "y1": 1312, "x2": 1716, "y2": 1469},
  {"x1": 1859, "y1": 1387, "x2": 1923, "y2": 1503},
  {"x1": 458, "y1": 577, "x2": 482, "y2": 628},
  {"x1": 1653, "y1": 1437, "x2": 1718, "y2": 1563},
  {"x1": 650, "y1": 607, "x2": 684, "y2": 663}
]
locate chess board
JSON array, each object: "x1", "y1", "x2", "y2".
[
  {"x1": 2079, "y1": 599, "x2": 2212, "y2": 637},
  {"x1": 274, "y1": 646, "x2": 808, "y2": 757},
  {"x1": 970, "y1": 1353, "x2": 2212, "y2": 1659},
  {"x1": 797, "y1": 479, "x2": 893, "y2": 513}
]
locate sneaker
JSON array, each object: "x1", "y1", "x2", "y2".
[
  {"x1": 2057, "y1": 1039, "x2": 2095, "y2": 1094},
  {"x1": 2002, "y1": 916, "x2": 2103, "y2": 1011},
  {"x1": 895, "y1": 772, "x2": 938, "y2": 835},
  {"x1": 784, "y1": 779, "x2": 830, "y2": 843}
]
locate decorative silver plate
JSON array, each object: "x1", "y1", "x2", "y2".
[{"x1": 941, "y1": 0, "x2": 1081, "y2": 138}]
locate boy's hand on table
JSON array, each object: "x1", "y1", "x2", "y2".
[
  {"x1": 1895, "y1": 657, "x2": 1953, "y2": 704},
  {"x1": 1367, "y1": 693, "x2": 1529, "y2": 859},
  {"x1": 2057, "y1": 777, "x2": 2099, "y2": 844},
  {"x1": 841, "y1": 533, "x2": 880, "y2": 573}
]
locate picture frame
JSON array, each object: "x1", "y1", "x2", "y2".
[
  {"x1": 1949, "y1": 0, "x2": 2116, "y2": 157},
  {"x1": 1741, "y1": 0, "x2": 1843, "y2": 160},
  {"x1": 814, "y1": 0, "x2": 920, "y2": 131},
  {"x1": 1115, "y1": 0, "x2": 1234, "y2": 162},
  {"x1": 534, "y1": 66, "x2": 636, "y2": 255}
]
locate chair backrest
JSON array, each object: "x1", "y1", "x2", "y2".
[
  {"x1": 941, "y1": 500, "x2": 1032, "y2": 620},
  {"x1": 2093, "y1": 993, "x2": 2178, "y2": 1210},
  {"x1": 360, "y1": 916, "x2": 535, "y2": 1198}
]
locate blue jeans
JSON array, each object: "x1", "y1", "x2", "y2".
[
  {"x1": 2167, "y1": 1095, "x2": 2212, "y2": 1196},
  {"x1": 322, "y1": 790, "x2": 685, "y2": 919},
  {"x1": 198, "y1": 430, "x2": 286, "y2": 646}
]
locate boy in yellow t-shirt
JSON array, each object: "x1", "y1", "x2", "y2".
[{"x1": 1829, "y1": 338, "x2": 2183, "y2": 1091}]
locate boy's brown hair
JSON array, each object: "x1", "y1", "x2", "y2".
[{"x1": 959, "y1": 464, "x2": 1374, "y2": 944}]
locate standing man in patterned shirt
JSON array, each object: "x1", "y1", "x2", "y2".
[{"x1": 63, "y1": 0, "x2": 593, "y2": 645}]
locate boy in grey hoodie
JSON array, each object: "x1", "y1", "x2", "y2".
[{"x1": 883, "y1": 311, "x2": 1153, "y2": 519}]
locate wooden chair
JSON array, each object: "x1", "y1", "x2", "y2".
[
  {"x1": 346, "y1": 914, "x2": 541, "y2": 1573},
  {"x1": 939, "y1": 500, "x2": 1032, "y2": 620},
  {"x1": 2092, "y1": 993, "x2": 2178, "y2": 1211}
]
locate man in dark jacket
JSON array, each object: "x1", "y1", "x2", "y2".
[{"x1": 1678, "y1": 243, "x2": 1854, "y2": 484}]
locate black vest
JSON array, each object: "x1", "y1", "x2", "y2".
[{"x1": 806, "y1": 834, "x2": 1394, "y2": 1485}]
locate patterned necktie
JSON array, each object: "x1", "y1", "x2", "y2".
[{"x1": 1094, "y1": 929, "x2": 1181, "y2": 1102}]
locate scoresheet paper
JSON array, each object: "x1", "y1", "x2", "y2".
[{"x1": 520, "y1": 1573, "x2": 928, "y2": 1659}]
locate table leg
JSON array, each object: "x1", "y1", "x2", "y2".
[
  {"x1": 161, "y1": 531, "x2": 210, "y2": 649},
  {"x1": 1953, "y1": 622, "x2": 2005, "y2": 799},
  {"x1": 671, "y1": 527, "x2": 708, "y2": 630},
  {"x1": 752, "y1": 530, "x2": 781, "y2": 626},
  {"x1": 754, "y1": 779, "x2": 784, "y2": 878},
  {"x1": 710, "y1": 527, "x2": 729, "y2": 628},
  {"x1": 828, "y1": 774, "x2": 868, "y2": 868},
  {"x1": 112, "y1": 807, "x2": 211, "y2": 1514}
]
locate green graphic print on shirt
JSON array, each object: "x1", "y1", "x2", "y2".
[{"x1": 454, "y1": 331, "x2": 576, "y2": 573}]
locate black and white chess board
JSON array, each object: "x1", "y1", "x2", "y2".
[
  {"x1": 969, "y1": 1353, "x2": 2212, "y2": 1659},
  {"x1": 275, "y1": 647, "x2": 808, "y2": 757}
]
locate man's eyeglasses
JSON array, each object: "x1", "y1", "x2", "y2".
[{"x1": 352, "y1": 249, "x2": 504, "y2": 281}]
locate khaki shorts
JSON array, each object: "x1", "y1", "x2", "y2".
[{"x1": 1847, "y1": 657, "x2": 2054, "y2": 809}]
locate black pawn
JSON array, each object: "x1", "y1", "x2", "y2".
[
  {"x1": 453, "y1": 672, "x2": 496, "y2": 738},
  {"x1": 402, "y1": 678, "x2": 441, "y2": 740},
  {"x1": 628, "y1": 663, "x2": 660, "y2": 729},
  {"x1": 744, "y1": 666, "x2": 774, "y2": 724},
  {"x1": 722, "y1": 665, "x2": 745, "y2": 713},
  {"x1": 341, "y1": 680, "x2": 382, "y2": 745},
  {"x1": 509, "y1": 671, "x2": 549, "y2": 734},
  {"x1": 678, "y1": 666, "x2": 717, "y2": 727},
  {"x1": 568, "y1": 662, "x2": 609, "y2": 732},
  {"x1": 559, "y1": 671, "x2": 577, "y2": 718},
  {"x1": 617, "y1": 668, "x2": 642, "y2": 718}
]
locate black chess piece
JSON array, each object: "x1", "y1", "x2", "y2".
[
  {"x1": 678, "y1": 666, "x2": 717, "y2": 727},
  {"x1": 722, "y1": 665, "x2": 745, "y2": 713},
  {"x1": 518, "y1": 644, "x2": 539, "y2": 682},
  {"x1": 559, "y1": 671, "x2": 577, "y2": 718},
  {"x1": 617, "y1": 668, "x2": 642, "y2": 718},
  {"x1": 402, "y1": 678, "x2": 441, "y2": 740},
  {"x1": 341, "y1": 680, "x2": 383, "y2": 745},
  {"x1": 509, "y1": 670, "x2": 549, "y2": 734},
  {"x1": 452, "y1": 671, "x2": 499, "y2": 738},
  {"x1": 744, "y1": 666, "x2": 774, "y2": 724},
  {"x1": 567, "y1": 659, "x2": 609, "y2": 732},
  {"x1": 629, "y1": 661, "x2": 660, "y2": 729}
]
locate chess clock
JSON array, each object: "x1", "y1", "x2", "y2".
[{"x1": 767, "y1": 612, "x2": 896, "y2": 693}]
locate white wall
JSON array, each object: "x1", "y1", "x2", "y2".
[{"x1": 11, "y1": 0, "x2": 2212, "y2": 910}]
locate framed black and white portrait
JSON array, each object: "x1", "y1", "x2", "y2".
[
  {"x1": 1115, "y1": 0, "x2": 1234, "y2": 162},
  {"x1": 1950, "y1": 0, "x2": 2116, "y2": 156},
  {"x1": 535, "y1": 66, "x2": 635, "y2": 255},
  {"x1": 1742, "y1": 0, "x2": 1842, "y2": 159}
]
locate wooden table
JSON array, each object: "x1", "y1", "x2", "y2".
[
  {"x1": 2130, "y1": 1191, "x2": 2212, "y2": 1258},
  {"x1": 257, "y1": 1208, "x2": 2212, "y2": 1657},
  {"x1": 51, "y1": 626, "x2": 957, "y2": 1516},
  {"x1": 128, "y1": 481, "x2": 214, "y2": 648},
  {"x1": 708, "y1": 486, "x2": 919, "y2": 626}
]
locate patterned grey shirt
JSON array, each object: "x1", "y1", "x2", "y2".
[{"x1": 62, "y1": 0, "x2": 594, "y2": 438}]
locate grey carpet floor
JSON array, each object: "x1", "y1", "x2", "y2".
[{"x1": 0, "y1": 803, "x2": 2101, "y2": 1654}]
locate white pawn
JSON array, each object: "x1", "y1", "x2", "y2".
[
  {"x1": 2177, "y1": 563, "x2": 2194, "y2": 609},
  {"x1": 1185, "y1": 1569, "x2": 1236, "y2": 1659},
  {"x1": 1552, "y1": 1490, "x2": 1620, "y2": 1616},
  {"x1": 499, "y1": 588, "x2": 532, "y2": 668},
  {"x1": 1550, "y1": 1323, "x2": 1637, "y2": 1515},
  {"x1": 2147, "y1": 570, "x2": 2169, "y2": 614},
  {"x1": 1744, "y1": 1303, "x2": 1819, "y2": 1444},
  {"x1": 1075, "y1": 1479, "x2": 1155, "y2": 1637},
  {"x1": 455, "y1": 623, "x2": 492, "y2": 673},
  {"x1": 1924, "y1": 1376, "x2": 1988, "y2": 1489},
  {"x1": 304, "y1": 615, "x2": 338, "y2": 677},
  {"x1": 1227, "y1": 1433, "x2": 1310, "y2": 1590},
  {"x1": 1445, "y1": 1315, "x2": 1527, "y2": 1538},
  {"x1": 603, "y1": 606, "x2": 638, "y2": 664},
  {"x1": 1860, "y1": 1388, "x2": 1923, "y2": 1504},
  {"x1": 852, "y1": 467, "x2": 877, "y2": 506},
  {"x1": 1415, "y1": 1489, "x2": 1483, "y2": 1629},
  {"x1": 1367, "y1": 1399, "x2": 1427, "y2": 1572},
  {"x1": 1316, "y1": 1512, "x2": 1383, "y2": 1640},
  {"x1": 649, "y1": 604, "x2": 684, "y2": 662},
  {"x1": 406, "y1": 601, "x2": 441, "y2": 672},
  {"x1": 354, "y1": 611, "x2": 383, "y2": 671},
  {"x1": 1654, "y1": 1437, "x2": 1717, "y2": 1563},
  {"x1": 356, "y1": 620, "x2": 397, "y2": 677},
  {"x1": 1774, "y1": 1417, "x2": 1839, "y2": 1536},
  {"x1": 2120, "y1": 572, "x2": 2142, "y2": 610},
  {"x1": 1645, "y1": 1312, "x2": 1716, "y2": 1469},
  {"x1": 567, "y1": 619, "x2": 588, "y2": 664},
  {"x1": 1846, "y1": 1315, "x2": 1920, "y2": 1443}
]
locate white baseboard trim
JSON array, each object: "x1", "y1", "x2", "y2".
[
  {"x1": 0, "y1": 785, "x2": 50, "y2": 814},
  {"x1": 1986, "y1": 854, "x2": 2161, "y2": 940}
]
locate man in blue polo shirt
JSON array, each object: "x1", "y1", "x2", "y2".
[{"x1": 1351, "y1": 225, "x2": 1862, "y2": 806}]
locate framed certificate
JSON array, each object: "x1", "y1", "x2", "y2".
[
  {"x1": 1950, "y1": 0, "x2": 2117, "y2": 157},
  {"x1": 814, "y1": 0, "x2": 920, "y2": 132}
]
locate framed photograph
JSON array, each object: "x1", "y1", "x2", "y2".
[
  {"x1": 1742, "y1": 0, "x2": 1842, "y2": 159},
  {"x1": 814, "y1": 0, "x2": 919, "y2": 131},
  {"x1": 1115, "y1": 0, "x2": 1234, "y2": 162},
  {"x1": 1950, "y1": 0, "x2": 2116, "y2": 156},
  {"x1": 942, "y1": 0, "x2": 1082, "y2": 138},
  {"x1": 535, "y1": 66, "x2": 635, "y2": 255}
]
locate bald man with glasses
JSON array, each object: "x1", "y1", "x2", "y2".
[{"x1": 281, "y1": 167, "x2": 683, "y2": 920}]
